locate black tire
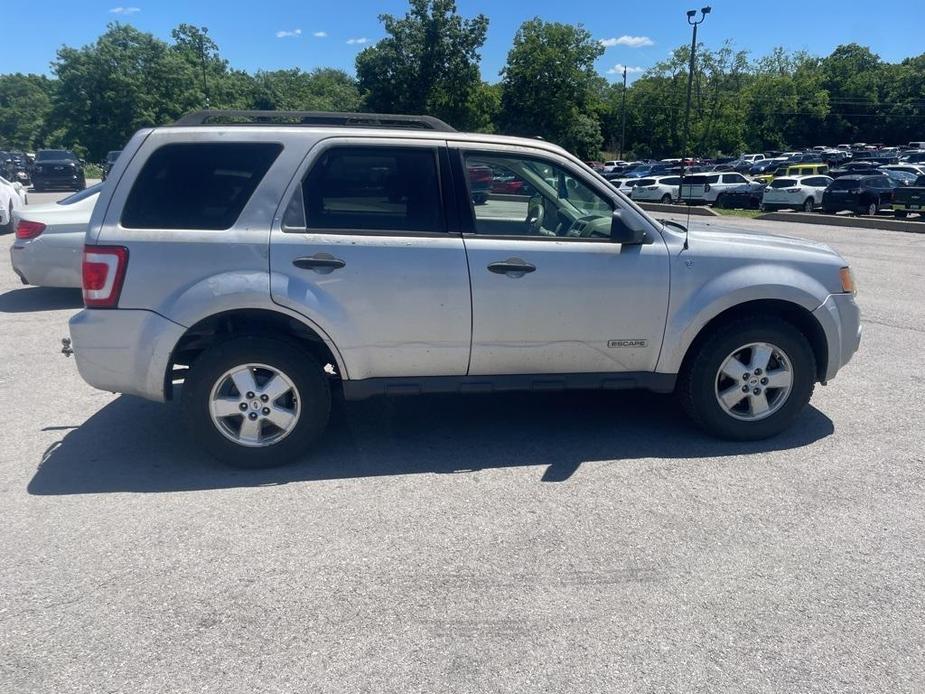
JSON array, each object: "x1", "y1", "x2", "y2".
[
  {"x1": 1, "y1": 204, "x2": 12, "y2": 235},
  {"x1": 678, "y1": 316, "x2": 816, "y2": 441},
  {"x1": 715, "y1": 194, "x2": 728, "y2": 209},
  {"x1": 660, "y1": 193, "x2": 672, "y2": 204},
  {"x1": 181, "y1": 336, "x2": 331, "y2": 468},
  {"x1": 803, "y1": 197, "x2": 815, "y2": 213},
  {"x1": 863, "y1": 200, "x2": 878, "y2": 216}
]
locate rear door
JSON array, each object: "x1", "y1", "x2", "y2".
[
  {"x1": 452, "y1": 143, "x2": 669, "y2": 376},
  {"x1": 269, "y1": 138, "x2": 472, "y2": 380}
]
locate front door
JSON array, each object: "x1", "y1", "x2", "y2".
[
  {"x1": 270, "y1": 139, "x2": 471, "y2": 381},
  {"x1": 453, "y1": 146, "x2": 670, "y2": 376}
]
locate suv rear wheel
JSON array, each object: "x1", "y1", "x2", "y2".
[
  {"x1": 181, "y1": 336, "x2": 331, "y2": 467},
  {"x1": 679, "y1": 317, "x2": 815, "y2": 440}
]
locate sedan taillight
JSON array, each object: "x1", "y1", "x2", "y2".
[
  {"x1": 82, "y1": 245, "x2": 129, "y2": 309},
  {"x1": 15, "y1": 220, "x2": 45, "y2": 239}
]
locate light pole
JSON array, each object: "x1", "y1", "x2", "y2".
[
  {"x1": 198, "y1": 26, "x2": 210, "y2": 108},
  {"x1": 681, "y1": 6, "x2": 710, "y2": 185},
  {"x1": 619, "y1": 66, "x2": 627, "y2": 161}
]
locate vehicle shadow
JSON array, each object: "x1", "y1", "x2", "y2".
[
  {"x1": 29, "y1": 389, "x2": 835, "y2": 496},
  {"x1": 0, "y1": 287, "x2": 83, "y2": 313}
]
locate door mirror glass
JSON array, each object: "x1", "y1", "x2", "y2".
[{"x1": 610, "y1": 210, "x2": 650, "y2": 245}]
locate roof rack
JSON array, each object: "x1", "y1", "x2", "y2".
[{"x1": 171, "y1": 110, "x2": 457, "y2": 132}]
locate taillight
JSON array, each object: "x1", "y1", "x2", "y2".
[
  {"x1": 15, "y1": 220, "x2": 46, "y2": 239},
  {"x1": 82, "y1": 245, "x2": 129, "y2": 309},
  {"x1": 704, "y1": 184, "x2": 711, "y2": 192}
]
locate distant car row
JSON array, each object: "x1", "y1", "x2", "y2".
[{"x1": 613, "y1": 170, "x2": 925, "y2": 218}]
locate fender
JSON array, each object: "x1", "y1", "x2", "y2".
[{"x1": 657, "y1": 262, "x2": 830, "y2": 375}]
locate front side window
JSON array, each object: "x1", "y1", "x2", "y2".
[
  {"x1": 122, "y1": 142, "x2": 282, "y2": 230},
  {"x1": 295, "y1": 147, "x2": 443, "y2": 233},
  {"x1": 462, "y1": 152, "x2": 613, "y2": 238}
]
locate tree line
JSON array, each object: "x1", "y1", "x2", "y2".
[{"x1": 1, "y1": 0, "x2": 924, "y2": 162}]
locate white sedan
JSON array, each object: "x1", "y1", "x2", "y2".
[
  {"x1": 0, "y1": 176, "x2": 29, "y2": 234},
  {"x1": 629, "y1": 175, "x2": 682, "y2": 203},
  {"x1": 10, "y1": 183, "x2": 101, "y2": 288},
  {"x1": 760, "y1": 175, "x2": 833, "y2": 212}
]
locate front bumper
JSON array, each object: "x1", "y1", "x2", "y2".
[
  {"x1": 812, "y1": 293, "x2": 861, "y2": 382},
  {"x1": 69, "y1": 309, "x2": 187, "y2": 402}
]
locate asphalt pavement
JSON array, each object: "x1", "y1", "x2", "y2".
[{"x1": 1, "y1": 194, "x2": 923, "y2": 693}]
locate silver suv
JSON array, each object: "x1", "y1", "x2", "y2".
[{"x1": 68, "y1": 110, "x2": 861, "y2": 467}]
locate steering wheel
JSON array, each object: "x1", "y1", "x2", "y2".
[{"x1": 526, "y1": 195, "x2": 546, "y2": 235}]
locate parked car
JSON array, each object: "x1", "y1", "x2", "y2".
[
  {"x1": 606, "y1": 178, "x2": 643, "y2": 195},
  {"x1": 680, "y1": 172, "x2": 751, "y2": 205},
  {"x1": 0, "y1": 176, "x2": 29, "y2": 234},
  {"x1": 603, "y1": 160, "x2": 627, "y2": 173},
  {"x1": 101, "y1": 150, "x2": 122, "y2": 180},
  {"x1": 466, "y1": 163, "x2": 492, "y2": 204},
  {"x1": 583, "y1": 161, "x2": 605, "y2": 172},
  {"x1": 892, "y1": 175, "x2": 925, "y2": 218},
  {"x1": 9, "y1": 183, "x2": 102, "y2": 287},
  {"x1": 713, "y1": 181, "x2": 766, "y2": 210},
  {"x1": 760, "y1": 175, "x2": 833, "y2": 212},
  {"x1": 754, "y1": 163, "x2": 829, "y2": 185},
  {"x1": 879, "y1": 164, "x2": 925, "y2": 178},
  {"x1": 65, "y1": 109, "x2": 860, "y2": 467},
  {"x1": 880, "y1": 169, "x2": 918, "y2": 188},
  {"x1": 741, "y1": 153, "x2": 766, "y2": 163},
  {"x1": 31, "y1": 149, "x2": 86, "y2": 192},
  {"x1": 822, "y1": 174, "x2": 895, "y2": 215},
  {"x1": 629, "y1": 175, "x2": 682, "y2": 203},
  {"x1": 900, "y1": 151, "x2": 925, "y2": 164}
]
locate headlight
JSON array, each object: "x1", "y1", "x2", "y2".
[{"x1": 840, "y1": 267, "x2": 857, "y2": 295}]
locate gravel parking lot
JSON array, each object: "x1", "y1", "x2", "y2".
[{"x1": 1, "y1": 193, "x2": 923, "y2": 692}]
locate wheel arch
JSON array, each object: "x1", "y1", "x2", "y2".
[
  {"x1": 165, "y1": 307, "x2": 346, "y2": 400},
  {"x1": 676, "y1": 299, "x2": 829, "y2": 383}
]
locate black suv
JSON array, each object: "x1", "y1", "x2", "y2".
[
  {"x1": 101, "y1": 150, "x2": 121, "y2": 180},
  {"x1": 31, "y1": 149, "x2": 86, "y2": 192},
  {"x1": 822, "y1": 174, "x2": 895, "y2": 216}
]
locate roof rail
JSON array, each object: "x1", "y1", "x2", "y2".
[{"x1": 171, "y1": 110, "x2": 457, "y2": 132}]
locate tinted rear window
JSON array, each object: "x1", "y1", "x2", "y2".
[
  {"x1": 769, "y1": 179, "x2": 797, "y2": 189},
  {"x1": 121, "y1": 142, "x2": 282, "y2": 230},
  {"x1": 829, "y1": 179, "x2": 860, "y2": 190},
  {"x1": 636, "y1": 178, "x2": 656, "y2": 186}
]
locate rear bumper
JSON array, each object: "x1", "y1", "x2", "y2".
[
  {"x1": 69, "y1": 309, "x2": 186, "y2": 402},
  {"x1": 10, "y1": 238, "x2": 83, "y2": 288},
  {"x1": 812, "y1": 293, "x2": 861, "y2": 382}
]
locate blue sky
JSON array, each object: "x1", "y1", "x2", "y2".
[{"x1": 7, "y1": 0, "x2": 925, "y2": 83}]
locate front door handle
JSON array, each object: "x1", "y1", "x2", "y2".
[
  {"x1": 487, "y1": 258, "x2": 536, "y2": 276},
  {"x1": 293, "y1": 254, "x2": 346, "y2": 273}
]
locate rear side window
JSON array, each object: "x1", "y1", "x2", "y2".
[
  {"x1": 299, "y1": 147, "x2": 443, "y2": 233},
  {"x1": 121, "y1": 142, "x2": 282, "y2": 230},
  {"x1": 769, "y1": 178, "x2": 797, "y2": 189},
  {"x1": 661, "y1": 177, "x2": 682, "y2": 185}
]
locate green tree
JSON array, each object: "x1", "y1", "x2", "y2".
[
  {"x1": 252, "y1": 68, "x2": 361, "y2": 112},
  {"x1": 0, "y1": 74, "x2": 55, "y2": 150},
  {"x1": 355, "y1": 0, "x2": 489, "y2": 129},
  {"x1": 499, "y1": 19, "x2": 605, "y2": 158},
  {"x1": 51, "y1": 23, "x2": 197, "y2": 159}
]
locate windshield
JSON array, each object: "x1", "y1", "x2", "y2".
[
  {"x1": 37, "y1": 150, "x2": 77, "y2": 161},
  {"x1": 57, "y1": 182, "x2": 104, "y2": 205}
]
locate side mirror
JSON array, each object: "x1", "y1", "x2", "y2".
[{"x1": 610, "y1": 209, "x2": 650, "y2": 245}]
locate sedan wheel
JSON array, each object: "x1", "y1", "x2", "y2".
[
  {"x1": 866, "y1": 202, "x2": 878, "y2": 216},
  {"x1": 803, "y1": 198, "x2": 815, "y2": 213}
]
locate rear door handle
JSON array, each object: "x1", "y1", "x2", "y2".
[
  {"x1": 487, "y1": 258, "x2": 536, "y2": 276},
  {"x1": 293, "y1": 254, "x2": 346, "y2": 273}
]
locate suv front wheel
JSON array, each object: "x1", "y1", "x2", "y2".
[
  {"x1": 679, "y1": 317, "x2": 815, "y2": 440},
  {"x1": 181, "y1": 336, "x2": 331, "y2": 467}
]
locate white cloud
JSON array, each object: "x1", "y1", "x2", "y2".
[
  {"x1": 607, "y1": 64, "x2": 645, "y2": 75},
  {"x1": 599, "y1": 35, "x2": 654, "y2": 48},
  {"x1": 346, "y1": 37, "x2": 368, "y2": 45},
  {"x1": 313, "y1": 31, "x2": 327, "y2": 38},
  {"x1": 109, "y1": 6, "x2": 141, "y2": 14},
  {"x1": 276, "y1": 28, "x2": 303, "y2": 38}
]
